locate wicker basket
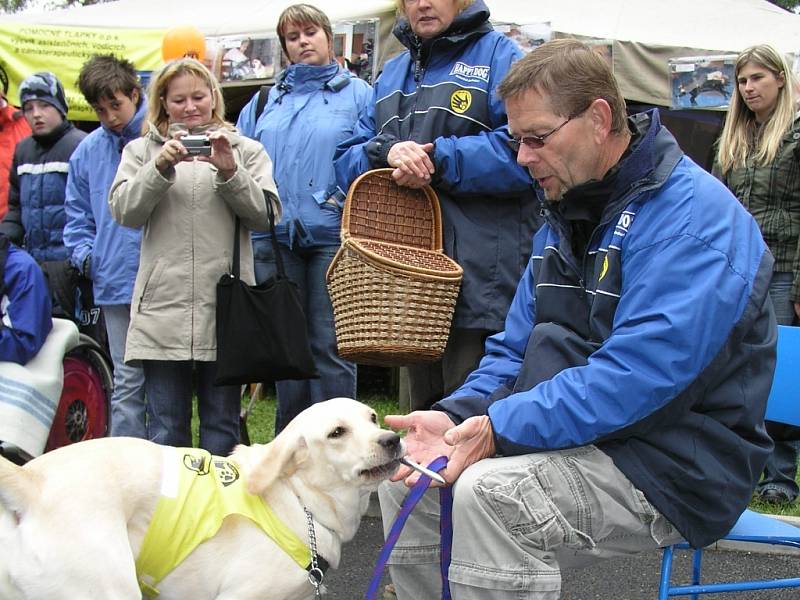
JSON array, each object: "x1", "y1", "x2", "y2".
[{"x1": 326, "y1": 169, "x2": 462, "y2": 366}]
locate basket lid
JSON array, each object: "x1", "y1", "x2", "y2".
[{"x1": 342, "y1": 168, "x2": 442, "y2": 251}]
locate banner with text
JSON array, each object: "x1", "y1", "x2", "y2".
[{"x1": 0, "y1": 23, "x2": 165, "y2": 121}]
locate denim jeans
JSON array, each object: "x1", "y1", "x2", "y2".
[
  {"x1": 253, "y1": 238, "x2": 356, "y2": 433},
  {"x1": 379, "y1": 446, "x2": 682, "y2": 599},
  {"x1": 141, "y1": 360, "x2": 240, "y2": 456},
  {"x1": 758, "y1": 272, "x2": 799, "y2": 500},
  {"x1": 103, "y1": 304, "x2": 147, "y2": 438}
]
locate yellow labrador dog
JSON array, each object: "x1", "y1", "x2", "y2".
[{"x1": 0, "y1": 397, "x2": 403, "y2": 600}]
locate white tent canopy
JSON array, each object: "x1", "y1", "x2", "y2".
[
  {"x1": 490, "y1": 0, "x2": 800, "y2": 54},
  {"x1": 7, "y1": 0, "x2": 800, "y2": 106},
  {"x1": 7, "y1": 0, "x2": 397, "y2": 36}
]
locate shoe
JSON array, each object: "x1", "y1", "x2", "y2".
[
  {"x1": 759, "y1": 487, "x2": 795, "y2": 505},
  {"x1": 383, "y1": 583, "x2": 397, "y2": 599}
]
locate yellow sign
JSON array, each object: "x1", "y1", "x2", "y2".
[
  {"x1": 0, "y1": 23, "x2": 165, "y2": 121},
  {"x1": 450, "y1": 89, "x2": 471, "y2": 114}
]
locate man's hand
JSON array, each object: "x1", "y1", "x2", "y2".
[
  {"x1": 794, "y1": 302, "x2": 800, "y2": 320},
  {"x1": 387, "y1": 141, "x2": 435, "y2": 188},
  {"x1": 385, "y1": 411, "x2": 455, "y2": 485},
  {"x1": 442, "y1": 415, "x2": 496, "y2": 483},
  {"x1": 385, "y1": 411, "x2": 496, "y2": 487}
]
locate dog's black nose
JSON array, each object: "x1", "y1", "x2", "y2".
[{"x1": 378, "y1": 432, "x2": 400, "y2": 450}]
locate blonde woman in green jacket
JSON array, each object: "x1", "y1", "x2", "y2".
[
  {"x1": 714, "y1": 44, "x2": 800, "y2": 506},
  {"x1": 109, "y1": 59, "x2": 279, "y2": 456}
]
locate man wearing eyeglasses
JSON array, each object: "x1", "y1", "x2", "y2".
[
  {"x1": 335, "y1": 0, "x2": 541, "y2": 415},
  {"x1": 379, "y1": 39, "x2": 776, "y2": 599}
]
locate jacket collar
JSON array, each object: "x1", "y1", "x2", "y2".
[
  {"x1": 273, "y1": 62, "x2": 350, "y2": 105},
  {"x1": 31, "y1": 119, "x2": 72, "y2": 147},
  {"x1": 101, "y1": 92, "x2": 148, "y2": 145},
  {"x1": 546, "y1": 109, "x2": 683, "y2": 225},
  {"x1": 146, "y1": 122, "x2": 242, "y2": 148},
  {"x1": 393, "y1": 0, "x2": 492, "y2": 58}
]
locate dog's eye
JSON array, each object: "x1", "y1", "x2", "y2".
[
  {"x1": 328, "y1": 426, "x2": 346, "y2": 439},
  {"x1": 370, "y1": 413, "x2": 378, "y2": 424}
]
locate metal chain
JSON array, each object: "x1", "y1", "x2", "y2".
[{"x1": 305, "y1": 507, "x2": 323, "y2": 599}]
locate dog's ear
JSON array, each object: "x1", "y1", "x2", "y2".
[{"x1": 246, "y1": 430, "x2": 309, "y2": 495}]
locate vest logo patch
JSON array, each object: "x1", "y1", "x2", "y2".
[
  {"x1": 450, "y1": 90, "x2": 472, "y2": 114},
  {"x1": 183, "y1": 452, "x2": 210, "y2": 476},
  {"x1": 449, "y1": 62, "x2": 490, "y2": 83},
  {"x1": 214, "y1": 459, "x2": 240, "y2": 487}
]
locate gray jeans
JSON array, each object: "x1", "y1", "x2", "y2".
[{"x1": 379, "y1": 445, "x2": 681, "y2": 599}]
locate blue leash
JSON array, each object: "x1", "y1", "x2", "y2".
[{"x1": 364, "y1": 456, "x2": 453, "y2": 600}]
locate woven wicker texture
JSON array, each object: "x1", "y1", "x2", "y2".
[
  {"x1": 342, "y1": 169, "x2": 441, "y2": 250},
  {"x1": 356, "y1": 240, "x2": 461, "y2": 278},
  {"x1": 328, "y1": 169, "x2": 462, "y2": 366},
  {"x1": 327, "y1": 245, "x2": 460, "y2": 366}
]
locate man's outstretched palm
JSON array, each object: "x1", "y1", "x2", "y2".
[{"x1": 385, "y1": 411, "x2": 496, "y2": 486}]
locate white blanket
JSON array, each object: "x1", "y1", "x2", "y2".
[{"x1": 0, "y1": 319, "x2": 80, "y2": 457}]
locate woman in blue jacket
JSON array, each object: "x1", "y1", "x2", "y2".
[
  {"x1": 237, "y1": 3, "x2": 371, "y2": 433},
  {"x1": 334, "y1": 0, "x2": 540, "y2": 412}
]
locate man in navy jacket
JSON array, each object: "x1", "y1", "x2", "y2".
[{"x1": 380, "y1": 39, "x2": 776, "y2": 600}]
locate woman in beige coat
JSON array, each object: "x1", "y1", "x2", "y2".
[{"x1": 109, "y1": 59, "x2": 279, "y2": 455}]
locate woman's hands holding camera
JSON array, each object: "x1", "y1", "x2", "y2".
[
  {"x1": 155, "y1": 136, "x2": 189, "y2": 176},
  {"x1": 199, "y1": 131, "x2": 237, "y2": 181},
  {"x1": 156, "y1": 131, "x2": 237, "y2": 181}
]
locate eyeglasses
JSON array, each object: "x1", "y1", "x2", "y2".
[{"x1": 506, "y1": 112, "x2": 581, "y2": 153}]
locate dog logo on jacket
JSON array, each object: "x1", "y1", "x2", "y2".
[
  {"x1": 450, "y1": 90, "x2": 472, "y2": 114},
  {"x1": 213, "y1": 459, "x2": 240, "y2": 487},
  {"x1": 183, "y1": 452, "x2": 210, "y2": 476}
]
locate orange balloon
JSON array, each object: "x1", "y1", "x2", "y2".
[{"x1": 162, "y1": 25, "x2": 206, "y2": 62}]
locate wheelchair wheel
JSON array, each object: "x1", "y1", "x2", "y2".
[{"x1": 45, "y1": 335, "x2": 113, "y2": 451}]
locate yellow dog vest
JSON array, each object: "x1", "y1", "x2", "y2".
[{"x1": 136, "y1": 446, "x2": 311, "y2": 598}]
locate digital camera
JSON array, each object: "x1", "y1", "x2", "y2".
[{"x1": 182, "y1": 134, "x2": 212, "y2": 156}]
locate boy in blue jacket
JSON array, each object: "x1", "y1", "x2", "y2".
[{"x1": 64, "y1": 55, "x2": 147, "y2": 438}]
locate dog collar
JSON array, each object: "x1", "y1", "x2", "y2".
[{"x1": 304, "y1": 507, "x2": 330, "y2": 598}]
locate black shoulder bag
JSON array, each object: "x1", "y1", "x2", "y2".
[{"x1": 214, "y1": 194, "x2": 318, "y2": 385}]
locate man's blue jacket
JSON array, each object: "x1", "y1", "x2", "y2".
[
  {"x1": 63, "y1": 95, "x2": 146, "y2": 305},
  {"x1": 334, "y1": 0, "x2": 540, "y2": 331},
  {"x1": 437, "y1": 111, "x2": 776, "y2": 548}
]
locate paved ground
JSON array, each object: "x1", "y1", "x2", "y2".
[{"x1": 324, "y1": 514, "x2": 800, "y2": 599}]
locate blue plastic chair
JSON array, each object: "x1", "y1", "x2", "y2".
[{"x1": 657, "y1": 324, "x2": 800, "y2": 599}]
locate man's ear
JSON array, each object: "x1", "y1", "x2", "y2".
[{"x1": 588, "y1": 98, "x2": 614, "y2": 142}]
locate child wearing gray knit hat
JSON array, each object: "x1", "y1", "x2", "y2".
[{"x1": 18, "y1": 71, "x2": 68, "y2": 117}]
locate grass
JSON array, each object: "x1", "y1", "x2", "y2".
[
  {"x1": 196, "y1": 394, "x2": 800, "y2": 518},
  {"x1": 193, "y1": 392, "x2": 401, "y2": 446}
]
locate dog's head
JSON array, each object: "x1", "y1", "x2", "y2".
[{"x1": 237, "y1": 398, "x2": 404, "y2": 498}]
